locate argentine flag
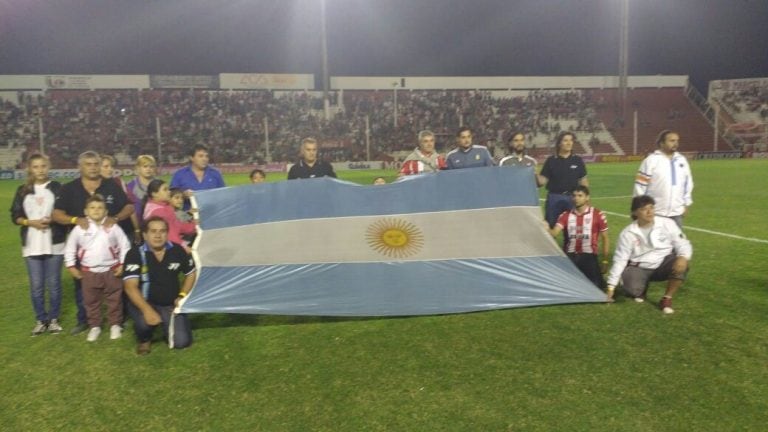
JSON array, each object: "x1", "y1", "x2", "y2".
[{"x1": 180, "y1": 167, "x2": 606, "y2": 316}]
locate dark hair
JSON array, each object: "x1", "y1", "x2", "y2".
[
  {"x1": 630, "y1": 195, "x2": 655, "y2": 220},
  {"x1": 572, "y1": 185, "x2": 590, "y2": 196},
  {"x1": 141, "y1": 215, "x2": 169, "y2": 233},
  {"x1": 506, "y1": 131, "x2": 525, "y2": 145},
  {"x1": 655, "y1": 130, "x2": 677, "y2": 147},
  {"x1": 456, "y1": 126, "x2": 472, "y2": 137},
  {"x1": 85, "y1": 193, "x2": 106, "y2": 207},
  {"x1": 250, "y1": 168, "x2": 266, "y2": 179},
  {"x1": 142, "y1": 178, "x2": 166, "y2": 209},
  {"x1": 189, "y1": 144, "x2": 209, "y2": 157},
  {"x1": 554, "y1": 132, "x2": 575, "y2": 153},
  {"x1": 169, "y1": 187, "x2": 184, "y2": 198}
]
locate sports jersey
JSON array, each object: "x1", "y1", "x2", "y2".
[
  {"x1": 555, "y1": 206, "x2": 608, "y2": 254},
  {"x1": 499, "y1": 154, "x2": 537, "y2": 168},
  {"x1": 64, "y1": 219, "x2": 131, "y2": 273},
  {"x1": 445, "y1": 145, "x2": 495, "y2": 169},
  {"x1": 399, "y1": 148, "x2": 446, "y2": 175},
  {"x1": 123, "y1": 242, "x2": 196, "y2": 307}
]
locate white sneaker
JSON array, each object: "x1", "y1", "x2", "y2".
[
  {"x1": 31, "y1": 321, "x2": 47, "y2": 336},
  {"x1": 109, "y1": 325, "x2": 123, "y2": 340},
  {"x1": 633, "y1": 297, "x2": 645, "y2": 303},
  {"x1": 47, "y1": 319, "x2": 63, "y2": 334},
  {"x1": 86, "y1": 327, "x2": 101, "y2": 342}
]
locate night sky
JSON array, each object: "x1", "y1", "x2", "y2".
[{"x1": 1, "y1": 0, "x2": 766, "y2": 92}]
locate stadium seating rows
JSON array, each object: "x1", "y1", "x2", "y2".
[{"x1": 0, "y1": 87, "x2": 726, "y2": 168}]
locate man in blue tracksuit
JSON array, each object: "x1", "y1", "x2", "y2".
[{"x1": 445, "y1": 127, "x2": 495, "y2": 170}]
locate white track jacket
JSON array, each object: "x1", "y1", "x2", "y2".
[
  {"x1": 633, "y1": 150, "x2": 693, "y2": 217},
  {"x1": 64, "y1": 219, "x2": 131, "y2": 273},
  {"x1": 606, "y1": 216, "x2": 693, "y2": 287}
]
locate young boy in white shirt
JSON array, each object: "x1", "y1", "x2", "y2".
[{"x1": 64, "y1": 194, "x2": 132, "y2": 341}]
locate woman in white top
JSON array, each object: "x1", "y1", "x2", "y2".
[{"x1": 10, "y1": 154, "x2": 68, "y2": 335}]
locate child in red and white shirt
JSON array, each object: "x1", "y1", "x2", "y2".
[{"x1": 64, "y1": 194, "x2": 131, "y2": 342}]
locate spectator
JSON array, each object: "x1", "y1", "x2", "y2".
[
  {"x1": 125, "y1": 154, "x2": 157, "y2": 238},
  {"x1": 52, "y1": 151, "x2": 134, "y2": 335},
  {"x1": 287, "y1": 137, "x2": 337, "y2": 179},
  {"x1": 64, "y1": 194, "x2": 131, "y2": 342},
  {"x1": 143, "y1": 179, "x2": 197, "y2": 250},
  {"x1": 606, "y1": 195, "x2": 692, "y2": 314},
  {"x1": 250, "y1": 168, "x2": 266, "y2": 183},
  {"x1": 10, "y1": 153, "x2": 67, "y2": 335},
  {"x1": 538, "y1": 132, "x2": 589, "y2": 228},
  {"x1": 100, "y1": 154, "x2": 137, "y2": 239},
  {"x1": 499, "y1": 131, "x2": 537, "y2": 168},
  {"x1": 445, "y1": 126, "x2": 494, "y2": 169},
  {"x1": 398, "y1": 130, "x2": 446, "y2": 176},
  {"x1": 548, "y1": 185, "x2": 609, "y2": 289},
  {"x1": 170, "y1": 144, "x2": 226, "y2": 205},
  {"x1": 123, "y1": 217, "x2": 197, "y2": 355},
  {"x1": 633, "y1": 130, "x2": 693, "y2": 228}
]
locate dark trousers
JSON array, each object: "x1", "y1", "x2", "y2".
[
  {"x1": 545, "y1": 193, "x2": 574, "y2": 228},
  {"x1": 567, "y1": 253, "x2": 605, "y2": 289},
  {"x1": 81, "y1": 271, "x2": 123, "y2": 327},
  {"x1": 126, "y1": 301, "x2": 192, "y2": 349},
  {"x1": 74, "y1": 277, "x2": 87, "y2": 325}
]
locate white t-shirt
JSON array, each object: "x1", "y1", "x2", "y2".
[{"x1": 22, "y1": 183, "x2": 64, "y2": 257}]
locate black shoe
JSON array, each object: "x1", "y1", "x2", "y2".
[{"x1": 69, "y1": 322, "x2": 89, "y2": 335}]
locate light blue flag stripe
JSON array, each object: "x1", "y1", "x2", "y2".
[
  {"x1": 196, "y1": 167, "x2": 539, "y2": 230},
  {"x1": 180, "y1": 257, "x2": 606, "y2": 316}
]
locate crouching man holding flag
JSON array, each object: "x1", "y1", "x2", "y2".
[
  {"x1": 605, "y1": 195, "x2": 692, "y2": 314},
  {"x1": 123, "y1": 216, "x2": 196, "y2": 355}
]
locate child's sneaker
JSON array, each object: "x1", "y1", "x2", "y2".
[
  {"x1": 86, "y1": 327, "x2": 101, "y2": 342},
  {"x1": 659, "y1": 296, "x2": 674, "y2": 314},
  {"x1": 109, "y1": 325, "x2": 123, "y2": 340},
  {"x1": 47, "y1": 319, "x2": 63, "y2": 334},
  {"x1": 31, "y1": 321, "x2": 47, "y2": 336}
]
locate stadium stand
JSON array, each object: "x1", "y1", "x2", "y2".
[
  {"x1": 708, "y1": 79, "x2": 768, "y2": 151},
  {"x1": 0, "y1": 84, "x2": 736, "y2": 168}
]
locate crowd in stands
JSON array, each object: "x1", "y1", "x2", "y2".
[
  {"x1": 712, "y1": 82, "x2": 768, "y2": 119},
  {"x1": 1, "y1": 88, "x2": 626, "y2": 167}
]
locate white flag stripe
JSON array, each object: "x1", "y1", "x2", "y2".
[{"x1": 198, "y1": 207, "x2": 562, "y2": 266}]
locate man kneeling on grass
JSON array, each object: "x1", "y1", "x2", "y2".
[
  {"x1": 605, "y1": 195, "x2": 692, "y2": 314},
  {"x1": 123, "y1": 216, "x2": 196, "y2": 355}
]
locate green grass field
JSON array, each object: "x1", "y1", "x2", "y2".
[{"x1": 2, "y1": 160, "x2": 767, "y2": 431}]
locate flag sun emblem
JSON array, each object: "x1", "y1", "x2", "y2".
[{"x1": 365, "y1": 218, "x2": 424, "y2": 258}]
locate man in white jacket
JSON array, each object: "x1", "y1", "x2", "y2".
[
  {"x1": 606, "y1": 195, "x2": 692, "y2": 314},
  {"x1": 633, "y1": 130, "x2": 693, "y2": 228}
]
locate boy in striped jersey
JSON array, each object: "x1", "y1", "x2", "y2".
[{"x1": 548, "y1": 185, "x2": 609, "y2": 289}]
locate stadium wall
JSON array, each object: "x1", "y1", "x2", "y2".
[
  {"x1": 330, "y1": 75, "x2": 689, "y2": 90},
  {"x1": 0, "y1": 74, "x2": 686, "y2": 91}
]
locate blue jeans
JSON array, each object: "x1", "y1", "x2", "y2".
[
  {"x1": 126, "y1": 301, "x2": 192, "y2": 349},
  {"x1": 25, "y1": 254, "x2": 63, "y2": 322},
  {"x1": 545, "y1": 193, "x2": 574, "y2": 228}
]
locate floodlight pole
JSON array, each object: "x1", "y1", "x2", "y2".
[
  {"x1": 365, "y1": 115, "x2": 371, "y2": 161},
  {"x1": 393, "y1": 82, "x2": 399, "y2": 128},
  {"x1": 320, "y1": 0, "x2": 331, "y2": 121},
  {"x1": 155, "y1": 117, "x2": 162, "y2": 167},
  {"x1": 38, "y1": 115, "x2": 45, "y2": 155},
  {"x1": 264, "y1": 117, "x2": 271, "y2": 162},
  {"x1": 713, "y1": 104, "x2": 719, "y2": 152},
  {"x1": 633, "y1": 109, "x2": 638, "y2": 155},
  {"x1": 618, "y1": 0, "x2": 629, "y2": 120}
]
